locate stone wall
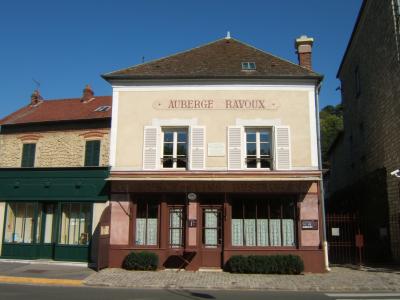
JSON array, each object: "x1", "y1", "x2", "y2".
[
  {"x1": 331, "y1": 0, "x2": 400, "y2": 260},
  {"x1": 0, "y1": 129, "x2": 110, "y2": 167}
]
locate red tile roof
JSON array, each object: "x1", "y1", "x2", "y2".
[
  {"x1": 0, "y1": 96, "x2": 112, "y2": 126},
  {"x1": 103, "y1": 38, "x2": 322, "y2": 80}
]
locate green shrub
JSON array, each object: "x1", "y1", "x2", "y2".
[
  {"x1": 122, "y1": 251, "x2": 159, "y2": 271},
  {"x1": 224, "y1": 255, "x2": 304, "y2": 274}
]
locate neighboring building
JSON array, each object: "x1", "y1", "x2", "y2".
[
  {"x1": 327, "y1": 0, "x2": 400, "y2": 262},
  {"x1": 101, "y1": 35, "x2": 327, "y2": 272},
  {"x1": 0, "y1": 86, "x2": 111, "y2": 263}
]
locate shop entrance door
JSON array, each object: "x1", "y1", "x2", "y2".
[
  {"x1": 37, "y1": 203, "x2": 58, "y2": 259},
  {"x1": 201, "y1": 207, "x2": 223, "y2": 268}
]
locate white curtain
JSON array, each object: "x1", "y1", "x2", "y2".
[
  {"x1": 170, "y1": 209, "x2": 182, "y2": 247},
  {"x1": 204, "y1": 210, "x2": 218, "y2": 247},
  {"x1": 269, "y1": 219, "x2": 281, "y2": 246},
  {"x1": 231, "y1": 219, "x2": 243, "y2": 246},
  {"x1": 282, "y1": 219, "x2": 295, "y2": 246},
  {"x1": 257, "y1": 219, "x2": 269, "y2": 246},
  {"x1": 136, "y1": 218, "x2": 146, "y2": 245},
  {"x1": 147, "y1": 218, "x2": 158, "y2": 245},
  {"x1": 244, "y1": 219, "x2": 256, "y2": 246}
]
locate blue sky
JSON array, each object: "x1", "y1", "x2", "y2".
[{"x1": 0, "y1": 1, "x2": 362, "y2": 118}]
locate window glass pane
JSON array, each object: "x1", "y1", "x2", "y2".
[
  {"x1": 177, "y1": 144, "x2": 187, "y2": 156},
  {"x1": 4, "y1": 203, "x2": 16, "y2": 243},
  {"x1": 163, "y1": 143, "x2": 173, "y2": 155},
  {"x1": 43, "y1": 204, "x2": 54, "y2": 243},
  {"x1": 260, "y1": 143, "x2": 271, "y2": 156},
  {"x1": 204, "y1": 209, "x2": 218, "y2": 248},
  {"x1": 169, "y1": 208, "x2": 183, "y2": 248},
  {"x1": 246, "y1": 157, "x2": 257, "y2": 168},
  {"x1": 23, "y1": 203, "x2": 34, "y2": 243},
  {"x1": 69, "y1": 204, "x2": 80, "y2": 245},
  {"x1": 163, "y1": 157, "x2": 173, "y2": 168},
  {"x1": 79, "y1": 204, "x2": 91, "y2": 245},
  {"x1": 282, "y1": 199, "x2": 295, "y2": 246},
  {"x1": 164, "y1": 132, "x2": 173, "y2": 142},
  {"x1": 246, "y1": 132, "x2": 256, "y2": 142},
  {"x1": 36, "y1": 203, "x2": 42, "y2": 243},
  {"x1": 21, "y1": 144, "x2": 36, "y2": 167},
  {"x1": 60, "y1": 204, "x2": 70, "y2": 244},
  {"x1": 136, "y1": 219, "x2": 146, "y2": 245},
  {"x1": 14, "y1": 203, "x2": 26, "y2": 243},
  {"x1": 177, "y1": 131, "x2": 187, "y2": 143},
  {"x1": 246, "y1": 143, "x2": 256, "y2": 155},
  {"x1": 260, "y1": 131, "x2": 270, "y2": 142},
  {"x1": 269, "y1": 201, "x2": 282, "y2": 246},
  {"x1": 177, "y1": 157, "x2": 187, "y2": 168},
  {"x1": 244, "y1": 201, "x2": 256, "y2": 246},
  {"x1": 260, "y1": 158, "x2": 271, "y2": 169},
  {"x1": 84, "y1": 140, "x2": 100, "y2": 167}
]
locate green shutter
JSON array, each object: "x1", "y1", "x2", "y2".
[
  {"x1": 21, "y1": 144, "x2": 36, "y2": 167},
  {"x1": 84, "y1": 140, "x2": 100, "y2": 167}
]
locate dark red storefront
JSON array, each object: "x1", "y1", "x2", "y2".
[{"x1": 103, "y1": 171, "x2": 325, "y2": 273}]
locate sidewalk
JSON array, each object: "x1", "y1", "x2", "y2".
[
  {"x1": 0, "y1": 259, "x2": 94, "y2": 286},
  {"x1": 84, "y1": 266, "x2": 400, "y2": 291}
]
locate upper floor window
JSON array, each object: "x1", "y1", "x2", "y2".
[
  {"x1": 241, "y1": 62, "x2": 256, "y2": 70},
  {"x1": 162, "y1": 128, "x2": 188, "y2": 169},
  {"x1": 245, "y1": 128, "x2": 272, "y2": 169},
  {"x1": 84, "y1": 140, "x2": 100, "y2": 167},
  {"x1": 21, "y1": 143, "x2": 36, "y2": 167}
]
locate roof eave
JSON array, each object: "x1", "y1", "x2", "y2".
[{"x1": 102, "y1": 74, "x2": 324, "y2": 83}]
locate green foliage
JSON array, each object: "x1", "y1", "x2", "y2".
[
  {"x1": 320, "y1": 104, "x2": 343, "y2": 167},
  {"x1": 224, "y1": 255, "x2": 304, "y2": 274},
  {"x1": 122, "y1": 251, "x2": 159, "y2": 271}
]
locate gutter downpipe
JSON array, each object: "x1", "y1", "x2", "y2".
[{"x1": 315, "y1": 80, "x2": 331, "y2": 272}]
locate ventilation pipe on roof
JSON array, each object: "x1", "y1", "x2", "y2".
[
  {"x1": 81, "y1": 84, "x2": 95, "y2": 103},
  {"x1": 295, "y1": 35, "x2": 314, "y2": 70},
  {"x1": 30, "y1": 90, "x2": 43, "y2": 106}
]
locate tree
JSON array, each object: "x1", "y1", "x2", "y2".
[{"x1": 320, "y1": 104, "x2": 343, "y2": 167}]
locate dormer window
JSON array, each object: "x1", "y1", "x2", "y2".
[
  {"x1": 241, "y1": 62, "x2": 256, "y2": 70},
  {"x1": 94, "y1": 106, "x2": 111, "y2": 112}
]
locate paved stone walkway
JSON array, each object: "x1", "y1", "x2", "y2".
[{"x1": 84, "y1": 266, "x2": 400, "y2": 291}]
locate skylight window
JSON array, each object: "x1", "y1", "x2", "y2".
[
  {"x1": 94, "y1": 106, "x2": 111, "y2": 112},
  {"x1": 241, "y1": 62, "x2": 256, "y2": 70}
]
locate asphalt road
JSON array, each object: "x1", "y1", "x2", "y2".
[{"x1": 1, "y1": 284, "x2": 400, "y2": 300}]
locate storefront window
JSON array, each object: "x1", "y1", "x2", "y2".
[
  {"x1": 4, "y1": 203, "x2": 35, "y2": 244},
  {"x1": 169, "y1": 208, "x2": 184, "y2": 248},
  {"x1": 231, "y1": 197, "x2": 296, "y2": 247},
  {"x1": 136, "y1": 200, "x2": 158, "y2": 246},
  {"x1": 203, "y1": 208, "x2": 221, "y2": 248},
  {"x1": 59, "y1": 203, "x2": 91, "y2": 245}
]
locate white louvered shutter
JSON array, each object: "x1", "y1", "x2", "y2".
[
  {"x1": 143, "y1": 126, "x2": 160, "y2": 170},
  {"x1": 228, "y1": 126, "x2": 244, "y2": 170},
  {"x1": 274, "y1": 126, "x2": 291, "y2": 170},
  {"x1": 190, "y1": 126, "x2": 206, "y2": 170}
]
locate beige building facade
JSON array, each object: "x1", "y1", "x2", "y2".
[{"x1": 103, "y1": 37, "x2": 328, "y2": 272}]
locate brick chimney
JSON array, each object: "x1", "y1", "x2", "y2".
[
  {"x1": 295, "y1": 35, "x2": 314, "y2": 70},
  {"x1": 30, "y1": 90, "x2": 43, "y2": 106},
  {"x1": 81, "y1": 84, "x2": 95, "y2": 103}
]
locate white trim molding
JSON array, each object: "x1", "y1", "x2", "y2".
[
  {"x1": 109, "y1": 90, "x2": 119, "y2": 167},
  {"x1": 308, "y1": 89, "x2": 319, "y2": 168}
]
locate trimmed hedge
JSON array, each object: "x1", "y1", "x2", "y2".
[
  {"x1": 224, "y1": 255, "x2": 304, "y2": 274},
  {"x1": 122, "y1": 251, "x2": 159, "y2": 271}
]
